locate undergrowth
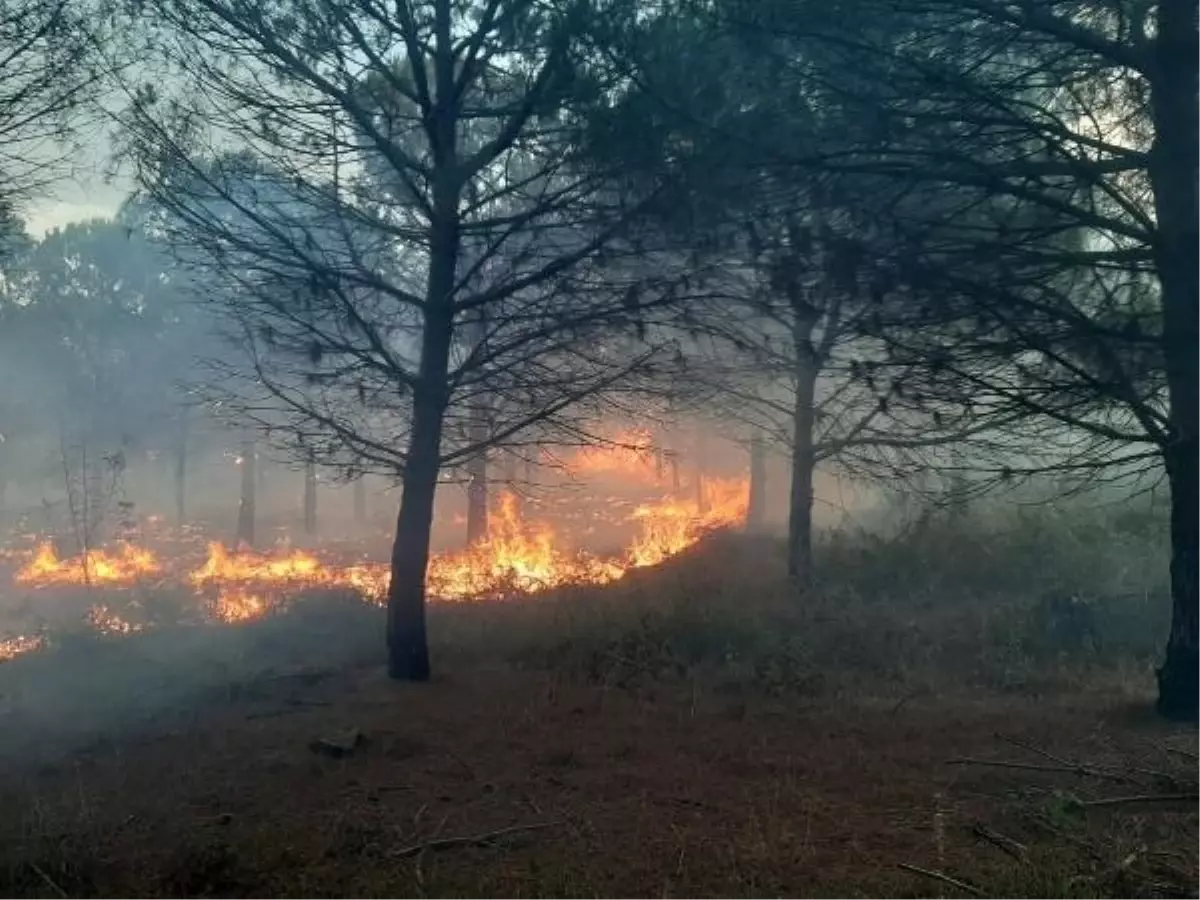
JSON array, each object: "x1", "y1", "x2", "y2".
[{"x1": 436, "y1": 499, "x2": 1170, "y2": 701}]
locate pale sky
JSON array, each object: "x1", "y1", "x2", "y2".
[{"x1": 25, "y1": 174, "x2": 129, "y2": 237}]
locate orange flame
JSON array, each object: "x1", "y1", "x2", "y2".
[
  {"x1": 15, "y1": 541, "x2": 161, "y2": 586},
  {"x1": 427, "y1": 493, "x2": 625, "y2": 600},
  {"x1": 627, "y1": 477, "x2": 750, "y2": 568},
  {"x1": 562, "y1": 428, "x2": 662, "y2": 484},
  {"x1": 211, "y1": 588, "x2": 272, "y2": 623},
  {"x1": 1, "y1": 472, "x2": 749, "y2": 657}
]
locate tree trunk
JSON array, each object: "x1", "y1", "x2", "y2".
[
  {"x1": 353, "y1": 474, "x2": 367, "y2": 524},
  {"x1": 1149, "y1": 0, "x2": 1199, "y2": 721},
  {"x1": 235, "y1": 439, "x2": 256, "y2": 548},
  {"x1": 465, "y1": 314, "x2": 490, "y2": 545},
  {"x1": 303, "y1": 458, "x2": 317, "y2": 535},
  {"x1": 693, "y1": 428, "x2": 709, "y2": 513},
  {"x1": 787, "y1": 315, "x2": 818, "y2": 586},
  {"x1": 747, "y1": 431, "x2": 767, "y2": 532},
  {"x1": 386, "y1": 99, "x2": 460, "y2": 679},
  {"x1": 466, "y1": 454, "x2": 488, "y2": 544},
  {"x1": 387, "y1": 388, "x2": 445, "y2": 682},
  {"x1": 174, "y1": 412, "x2": 187, "y2": 525}
]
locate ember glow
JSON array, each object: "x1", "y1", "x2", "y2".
[
  {"x1": 562, "y1": 428, "x2": 662, "y2": 484},
  {"x1": 0, "y1": 633, "x2": 46, "y2": 661},
  {"x1": 0, "y1": 471, "x2": 749, "y2": 660},
  {"x1": 87, "y1": 604, "x2": 145, "y2": 635}
]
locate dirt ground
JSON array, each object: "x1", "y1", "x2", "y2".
[{"x1": 0, "y1": 660, "x2": 1195, "y2": 897}]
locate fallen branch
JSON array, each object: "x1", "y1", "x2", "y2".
[
  {"x1": 1081, "y1": 793, "x2": 1198, "y2": 809},
  {"x1": 993, "y1": 734, "x2": 1135, "y2": 783},
  {"x1": 1150, "y1": 739, "x2": 1198, "y2": 762},
  {"x1": 946, "y1": 757, "x2": 1129, "y2": 781},
  {"x1": 896, "y1": 863, "x2": 986, "y2": 897},
  {"x1": 28, "y1": 861, "x2": 67, "y2": 899},
  {"x1": 390, "y1": 821, "x2": 561, "y2": 859},
  {"x1": 971, "y1": 822, "x2": 1026, "y2": 859}
]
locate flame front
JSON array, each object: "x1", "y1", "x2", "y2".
[
  {"x1": 428, "y1": 493, "x2": 626, "y2": 600},
  {"x1": 1, "y1": 471, "x2": 749, "y2": 659},
  {"x1": 628, "y1": 477, "x2": 750, "y2": 568},
  {"x1": 15, "y1": 542, "x2": 161, "y2": 586}
]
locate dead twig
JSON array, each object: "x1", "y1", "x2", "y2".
[
  {"x1": 390, "y1": 821, "x2": 561, "y2": 859},
  {"x1": 1150, "y1": 739, "x2": 1198, "y2": 762},
  {"x1": 28, "y1": 861, "x2": 68, "y2": 899},
  {"x1": 993, "y1": 734, "x2": 1137, "y2": 783},
  {"x1": 946, "y1": 757, "x2": 1130, "y2": 781},
  {"x1": 971, "y1": 822, "x2": 1026, "y2": 859},
  {"x1": 1081, "y1": 793, "x2": 1198, "y2": 809},
  {"x1": 896, "y1": 863, "x2": 986, "y2": 897}
]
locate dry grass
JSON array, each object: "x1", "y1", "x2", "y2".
[{"x1": 0, "y1": 505, "x2": 1194, "y2": 898}]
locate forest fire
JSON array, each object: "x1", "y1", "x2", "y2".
[
  {"x1": 628, "y1": 477, "x2": 751, "y2": 568},
  {"x1": 427, "y1": 493, "x2": 626, "y2": 599},
  {"x1": 561, "y1": 428, "x2": 662, "y2": 484},
  {"x1": 0, "y1": 474, "x2": 749, "y2": 659},
  {"x1": 16, "y1": 541, "x2": 161, "y2": 586}
]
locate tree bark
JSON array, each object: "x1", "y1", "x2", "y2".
[
  {"x1": 787, "y1": 312, "x2": 818, "y2": 586},
  {"x1": 747, "y1": 431, "x2": 767, "y2": 532},
  {"x1": 303, "y1": 458, "x2": 317, "y2": 535},
  {"x1": 466, "y1": 454, "x2": 488, "y2": 544},
  {"x1": 465, "y1": 313, "x2": 490, "y2": 545},
  {"x1": 387, "y1": 384, "x2": 445, "y2": 682},
  {"x1": 694, "y1": 428, "x2": 709, "y2": 513},
  {"x1": 386, "y1": 63, "x2": 460, "y2": 679},
  {"x1": 235, "y1": 438, "x2": 256, "y2": 548},
  {"x1": 1148, "y1": 0, "x2": 1199, "y2": 721}
]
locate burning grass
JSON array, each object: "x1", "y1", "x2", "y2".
[{"x1": 0, "y1": 476, "x2": 751, "y2": 659}]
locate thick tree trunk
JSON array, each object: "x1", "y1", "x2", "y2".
[
  {"x1": 235, "y1": 439, "x2": 256, "y2": 548},
  {"x1": 387, "y1": 389, "x2": 445, "y2": 682},
  {"x1": 787, "y1": 316, "x2": 818, "y2": 586},
  {"x1": 747, "y1": 431, "x2": 767, "y2": 533},
  {"x1": 1148, "y1": 0, "x2": 1199, "y2": 721},
  {"x1": 386, "y1": 118, "x2": 459, "y2": 679},
  {"x1": 303, "y1": 459, "x2": 317, "y2": 535}
]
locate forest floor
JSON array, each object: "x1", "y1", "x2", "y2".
[{"x1": 0, "y1": 526, "x2": 1196, "y2": 898}]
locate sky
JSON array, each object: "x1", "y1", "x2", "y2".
[
  {"x1": 20, "y1": 115, "x2": 132, "y2": 237},
  {"x1": 27, "y1": 191, "x2": 125, "y2": 236}
]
